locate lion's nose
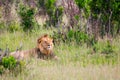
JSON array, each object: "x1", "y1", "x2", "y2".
[{"x1": 48, "y1": 45, "x2": 50, "y2": 48}]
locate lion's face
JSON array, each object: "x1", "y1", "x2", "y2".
[{"x1": 37, "y1": 34, "x2": 53, "y2": 54}]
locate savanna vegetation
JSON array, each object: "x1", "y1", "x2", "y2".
[{"x1": 0, "y1": 0, "x2": 120, "y2": 80}]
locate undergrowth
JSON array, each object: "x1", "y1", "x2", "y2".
[{"x1": 0, "y1": 29, "x2": 119, "y2": 79}]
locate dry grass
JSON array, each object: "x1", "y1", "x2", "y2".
[
  {"x1": 0, "y1": 29, "x2": 120, "y2": 80},
  {"x1": 0, "y1": 61, "x2": 120, "y2": 80}
]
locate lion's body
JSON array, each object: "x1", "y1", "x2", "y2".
[
  {"x1": 10, "y1": 34, "x2": 58, "y2": 60},
  {"x1": 10, "y1": 48, "x2": 38, "y2": 60}
]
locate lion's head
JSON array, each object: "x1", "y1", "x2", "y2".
[{"x1": 37, "y1": 34, "x2": 54, "y2": 55}]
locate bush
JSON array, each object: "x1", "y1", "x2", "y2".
[
  {"x1": 2, "y1": 56, "x2": 17, "y2": 70},
  {"x1": 53, "y1": 30, "x2": 90, "y2": 45},
  {"x1": 75, "y1": 0, "x2": 120, "y2": 36},
  {"x1": 38, "y1": 0, "x2": 63, "y2": 27},
  {"x1": 0, "y1": 56, "x2": 26, "y2": 74},
  {"x1": 101, "y1": 41, "x2": 114, "y2": 54},
  {"x1": 8, "y1": 21, "x2": 21, "y2": 32},
  {"x1": 18, "y1": 4, "x2": 37, "y2": 31},
  {"x1": 66, "y1": 30, "x2": 89, "y2": 44}
]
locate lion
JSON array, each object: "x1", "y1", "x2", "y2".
[{"x1": 10, "y1": 34, "x2": 58, "y2": 60}]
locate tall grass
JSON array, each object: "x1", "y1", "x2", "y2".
[{"x1": 0, "y1": 29, "x2": 120, "y2": 80}]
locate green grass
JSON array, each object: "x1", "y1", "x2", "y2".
[{"x1": 0, "y1": 29, "x2": 120, "y2": 80}]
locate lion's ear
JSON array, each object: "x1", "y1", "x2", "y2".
[
  {"x1": 37, "y1": 38, "x2": 41, "y2": 44},
  {"x1": 52, "y1": 38, "x2": 55, "y2": 44},
  {"x1": 43, "y1": 34, "x2": 48, "y2": 37}
]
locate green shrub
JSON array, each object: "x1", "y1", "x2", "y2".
[
  {"x1": 66, "y1": 30, "x2": 89, "y2": 44},
  {"x1": 67, "y1": 30, "x2": 75, "y2": 41},
  {"x1": 75, "y1": 0, "x2": 120, "y2": 36},
  {"x1": 52, "y1": 6, "x2": 63, "y2": 26},
  {"x1": 53, "y1": 30, "x2": 90, "y2": 45},
  {"x1": 0, "y1": 56, "x2": 26, "y2": 74},
  {"x1": 2, "y1": 56, "x2": 17, "y2": 70},
  {"x1": 18, "y1": 4, "x2": 37, "y2": 31},
  {"x1": 101, "y1": 41, "x2": 114, "y2": 54},
  {"x1": 92, "y1": 42, "x2": 100, "y2": 52},
  {"x1": 38, "y1": 0, "x2": 63, "y2": 26},
  {"x1": 8, "y1": 21, "x2": 21, "y2": 32}
]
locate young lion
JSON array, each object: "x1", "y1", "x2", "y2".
[{"x1": 10, "y1": 34, "x2": 58, "y2": 60}]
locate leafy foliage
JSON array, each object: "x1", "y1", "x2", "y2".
[
  {"x1": 0, "y1": 1, "x2": 119, "y2": 78},
  {"x1": 8, "y1": 21, "x2": 21, "y2": 32},
  {"x1": 0, "y1": 55, "x2": 26, "y2": 74},
  {"x1": 18, "y1": 4, "x2": 36, "y2": 31},
  {"x1": 101, "y1": 41, "x2": 114, "y2": 54},
  {"x1": 53, "y1": 30, "x2": 90, "y2": 45},
  {"x1": 75, "y1": 0, "x2": 120, "y2": 36},
  {"x1": 2, "y1": 56, "x2": 17, "y2": 70},
  {"x1": 67, "y1": 30, "x2": 89, "y2": 44},
  {"x1": 75, "y1": 0, "x2": 92, "y2": 17},
  {"x1": 75, "y1": 0, "x2": 120, "y2": 20},
  {"x1": 38, "y1": 0, "x2": 63, "y2": 26}
]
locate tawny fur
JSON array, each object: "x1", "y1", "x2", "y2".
[
  {"x1": 10, "y1": 48, "x2": 38, "y2": 60},
  {"x1": 10, "y1": 34, "x2": 58, "y2": 60}
]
